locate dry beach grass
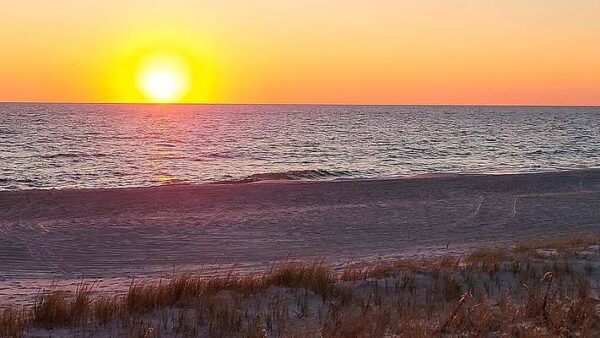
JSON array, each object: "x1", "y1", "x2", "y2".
[{"x1": 1, "y1": 236, "x2": 599, "y2": 337}]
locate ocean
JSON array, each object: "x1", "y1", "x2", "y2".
[{"x1": 1, "y1": 103, "x2": 599, "y2": 190}]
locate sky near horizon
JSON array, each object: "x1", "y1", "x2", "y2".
[{"x1": 1, "y1": 1, "x2": 599, "y2": 105}]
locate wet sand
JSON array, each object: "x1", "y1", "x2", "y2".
[{"x1": 1, "y1": 170, "x2": 599, "y2": 303}]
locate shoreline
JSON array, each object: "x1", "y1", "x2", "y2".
[{"x1": 2, "y1": 167, "x2": 599, "y2": 193}]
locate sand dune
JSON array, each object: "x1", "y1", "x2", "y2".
[{"x1": 1, "y1": 170, "x2": 599, "y2": 303}]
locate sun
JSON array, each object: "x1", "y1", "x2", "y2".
[{"x1": 136, "y1": 51, "x2": 191, "y2": 103}]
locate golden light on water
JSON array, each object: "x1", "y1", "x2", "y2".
[{"x1": 136, "y1": 51, "x2": 191, "y2": 103}]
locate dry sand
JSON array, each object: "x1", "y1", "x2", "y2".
[{"x1": 1, "y1": 170, "x2": 599, "y2": 303}]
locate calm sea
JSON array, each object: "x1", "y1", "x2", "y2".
[{"x1": 1, "y1": 104, "x2": 599, "y2": 190}]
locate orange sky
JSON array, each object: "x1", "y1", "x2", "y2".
[{"x1": 1, "y1": 1, "x2": 599, "y2": 105}]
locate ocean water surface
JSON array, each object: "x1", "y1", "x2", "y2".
[{"x1": 1, "y1": 104, "x2": 599, "y2": 190}]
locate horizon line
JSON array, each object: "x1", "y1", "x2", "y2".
[{"x1": 1, "y1": 101, "x2": 599, "y2": 108}]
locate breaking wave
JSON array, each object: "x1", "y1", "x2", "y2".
[
  {"x1": 39, "y1": 153, "x2": 108, "y2": 159},
  {"x1": 221, "y1": 169, "x2": 353, "y2": 184}
]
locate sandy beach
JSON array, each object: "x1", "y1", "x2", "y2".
[{"x1": 1, "y1": 170, "x2": 599, "y2": 304}]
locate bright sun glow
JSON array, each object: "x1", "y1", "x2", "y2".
[{"x1": 137, "y1": 51, "x2": 191, "y2": 103}]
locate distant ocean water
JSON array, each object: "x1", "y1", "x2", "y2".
[{"x1": 1, "y1": 104, "x2": 599, "y2": 190}]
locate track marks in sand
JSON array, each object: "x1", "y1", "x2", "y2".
[
  {"x1": 472, "y1": 196, "x2": 485, "y2": 217},
  {"x1": 511, "y1": 196, "x2": 519, "y2": 218}
]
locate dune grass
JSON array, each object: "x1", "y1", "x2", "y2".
[{"x1": 1, "y1": 236, "x2": 599, "y2": 337}]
